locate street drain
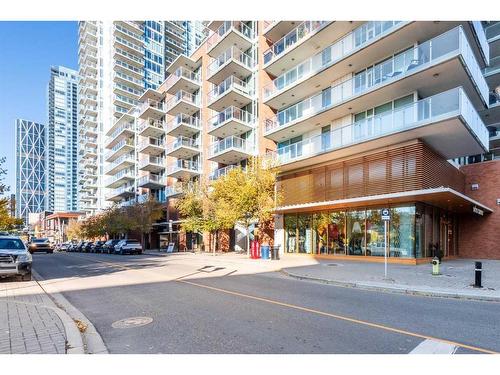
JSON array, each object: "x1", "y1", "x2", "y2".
[{"x1": 112, "y1": 317, "x2": 153, "y2": 329}]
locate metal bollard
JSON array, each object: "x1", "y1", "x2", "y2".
[
  {"x1": 432, "y1": 257, "x2": 440, "y2": 275},
  {"x1": 474, "y1": 261, "x2": 482, "y2": 288}
]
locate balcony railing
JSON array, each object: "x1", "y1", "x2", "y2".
[
  {"x1": 108, "y1": 121, "x2": 135, "y2": 140},
  {"x1": 209, "y1": 136, "x2": 248, "y2": 157},
  {"x1": 209, "y1": 106, "x2": 255, "y2": 130},
  {"x1": 165, "y1": 184, "x2": 184, "y2": 197},
  {"x1": 106, "y1": 185, "x2": 135, "y2": 200},
  {"x1": 105, "y1": 138, "x2": 134, "y2": 160},
  {"x1": 207, "y1": 47, "x2": 255, "y2": 77},
  {"x1": 138, "y1": 137, "x2": 165, "y2": 150},
  {"x1": 265, "y1": 26, "x2": 489, "y2": 134},
  {"x1": 167, "y1": 159, "x2": 200, "y2": 175},
  {"x1": 206, "y1": 21, "x2": 255, "y2": 50},
  {"x1": 209, "y1": 164, "x2": 239, "y2": 181},
  {"x1": 166, "y1": 90, "x2": 200, "y2": 111},
  {"x1": 167, "y1": 137, "x2": 200, "y2": 154},
  {"x1": 208, "y1": 76, "x2": 254, "y2": 104},
  {"x1": 270, "y1": 87, "x2": 488, "y2": 165},
  {"x1": 104, "y1": 153, "x2": 136, "y2": 174},
  {"x1": 139, "y1": 99, "x2": 165, "y2": 113},
  {"x1": 490, "y1": 91, "x2": 500, "y2": 107},
  {"x1": 114, "y1": 24, "x2": 143, "y2": 43},
  {"x1": 166, "y1": 113, "x2": 201, "y2": 132},
  {"x1": 104, "y1": 168, "x2": 135, "y2": 187},
  {"x1": 484, "y1": 56, "x2": 500, "y2": 76},
  {"x1": 263, "y1": 21, "x2": 404, "y2": 99},
  {"x1": 263, "y1": 21, "x2": 329, "y2": 65},
  {"x1": 139, "y1": 156, "x2": 165, "y2": 169},
  {"x1": 137, "y1": 119, "x2": 165, "y2": 133},
  {"x1": 138, "y1": 174, "x2": 166, "y2": 186},
  {"x1": 164, "y1": 67, "x2": 201, "y2": 91}
]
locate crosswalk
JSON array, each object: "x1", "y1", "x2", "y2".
[{"x1": 409, "y1": 339, "x2": 458, "y2": 354}]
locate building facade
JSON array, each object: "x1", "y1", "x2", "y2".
[
  {"x1": 77, "y1": 21, "x2": 204, "y2": 216},
  {"x1": 47, "y1": 66, "x2": 79, "y2": 212},
  {"x1": 15, "y1": 119, "x2": 47, "y2": 225},
  {"x1": 102, "y1": 21, "x2": 500, "y2": 260}
]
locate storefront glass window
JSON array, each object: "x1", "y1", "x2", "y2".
[
  {"x1": 346, "y1": 210, "x2": 366, "y2": 255},
  {"x1": 284, "y1": 214, "x2": 297, "y2": 253},
  {"x1": 366, "y1": 209, "x2": 385, "y2": 256},
  {"x1": 298, "y1": 214, "x2": 313, "y2": 254},
  {"x1": 313, "y1": 212, "x2": 329, "y2": 255},
  {"x1": 390, "y1": 206, "x2": 415, "y2": 258},
  {"x1": 328, "y1": 211, "x2": 346, "y2": 255}
]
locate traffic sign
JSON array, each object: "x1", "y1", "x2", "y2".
[{"x1": 381, "y1": 208, "x2": 391, "y2": 221}]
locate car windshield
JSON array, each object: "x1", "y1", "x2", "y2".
[
  {"x1": 0, "y1": 239, "x2": 25, "y2": 250},
  {"x1": 32, "y1": 238, "x2": 48, "y2": 243},
  {"x1": 126, "y1": 240, "x2": 139, "y2": 244}
]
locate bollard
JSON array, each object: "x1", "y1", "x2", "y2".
[
  {"x1": 432, "y1": 257, "x2": 440, "y2": 275},
  {"x1": 474, "y1": 261, "x2": 482, "y2": 288}
]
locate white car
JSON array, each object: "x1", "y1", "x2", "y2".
[
  {"x1": 0, "y1": 236, "x2": 33, "y2": 281},
  {"x1": 114, "y1": 239, "x2": 143, "y2": 255}
]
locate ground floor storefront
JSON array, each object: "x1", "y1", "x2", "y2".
[{"x1": 280, "y1": 203, "x2": 459, "y2": 263}]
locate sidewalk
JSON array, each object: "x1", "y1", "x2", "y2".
[
  {"x1": 281, "y1": 258, "x2": 500, "y2": 302},
  {"x1": 0, "y1": 277, "x2": 83, "y2": 354}
]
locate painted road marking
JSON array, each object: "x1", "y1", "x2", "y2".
[
  {"x1": 62, "y1": 253, "x2": 498, "y2": 354},
  {"x1": 409, "y1": 339, "x2": 458, "y2": 354}
]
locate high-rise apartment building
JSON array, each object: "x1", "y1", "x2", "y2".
[
  {"x1": 77, "y1": 21, "x2": 203, "y2": 216},
  {"x1": 15, "y1": 119, "x2": 47, "y2": 225},
  {"x1": 102, "y1": 21, "x2": 500, "y2": 260},
  {"x1": 47, "y1": 66, "x2": 79, "y2": 212}
]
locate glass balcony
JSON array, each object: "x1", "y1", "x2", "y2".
[
  {"x1": 167, "y1": 159, "x2": 201, "y2": 179},
  {"x1": 208, "y1": 136, "x2": 251, "y2": 164},
  {"x1": 166, "y1": 136, "x2": 200, "y2": 159},
  {"x1": 271, "y1": 87, "x2": 488, "y2": 167},
  {"x1": 138, "y1": 156, "x2": 165, "y2": 173},
  {"x1": 207, "y1": 76, "x2": 254, "y2": 111},
  {"x1": 164, "y1": 67, "x2": 201, "y2": 94},
  {"x1": 138, "y1": 99, "x2": 165, "y2": 120},
  {"x1": 106, "y1": 121, "x2": 135, "y2": 148},
  {"x1": 138, "y1": 174, "x2": 166, "y2": 188},
  {"x1": 106, "y1": 185, "x2": 136, "y2": 201},
  {"x1": 104, "y1": 153, "x2": 136, "y2": 175},
  {"x1": 263, "y1": 21, "x2": 404, "y2": 100},
  {"x1": 137, "y1": 119, "x2": 165, "y2": 138},
  {"x1": 207, "y1": 47, "x2": 255, "y2": 84},
  {"x1": 209, "y1": 164, "x2": 239, "y2": 181},
  {"x1": 165, "y1": 184, "x2": 184, "y2": 198},
  {"x1": 265, "y1": 26, "x2": 489, "y2": 137},
  {"x1": 165, "y1": 90, "x2": 200, "y2": 116},
  {"x1": 490, "y1": 91, "x2": 500, "y2": 107},
  {"x1": 104, "y1": 168, "x2": 135, "y2": 188},
  {"x1": 263, "y1": 21, "x2": 329, "y2": 65},
  {"x1": 166, "y1": 113, "x2": 201, "y2": 138},
  {"x1": 484, "y1": 56, "x2": 500, "y2": 77},
  {"x1": 206, "y1": 21, "x2": 255, "y2": 56},
  {"x1": 138, "y1": 137, "x2": 165, "y2": 155},
  {"x1": 208, "y1": 106, "x2": 255, "y2": 138},
  {"x1": 105, "y1": 138, "x2": 134, "y2": 161}
]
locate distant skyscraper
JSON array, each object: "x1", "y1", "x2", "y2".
[
  {"x1": 15, "y1": 119, "x2": 47, "y2": 224},
  {"x1": 77, "y1": 21, "x2": 198, "y2": 215},
  {"x1": 47, "y1": 66, "x2": 79, "y2": 212}
]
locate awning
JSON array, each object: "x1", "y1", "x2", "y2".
[{"x1": 275, "y1": 187, "x2": 493, "y2": 215}]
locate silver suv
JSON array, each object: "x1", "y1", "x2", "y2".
[
  {"x1": 114, "y1": 239, "x2": 143, "y2": 255},
  {"x1": 0, "y1": 236, "x2": 33, "y2": 281}
]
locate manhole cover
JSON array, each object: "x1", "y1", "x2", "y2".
[{"x1": 112, "y1": 317, "x2": 153, "y2": 329}]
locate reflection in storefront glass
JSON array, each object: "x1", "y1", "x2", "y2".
[
  {"x1": 390, "y1": 206, "x2": 415, "y2": 258},
  {"x1": 366, "y1": 209, "x2": 384, "y2": 256},
  {"x1": 346, "y1": 210, "x2": 366, "y2": 256}
]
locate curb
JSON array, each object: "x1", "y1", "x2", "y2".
[
  {"x1": 280, "y1": 269, "x2": 500, "y2": 303},
  {"x1": 32, "y1": 269, "x2": 109, "y2": 354}
]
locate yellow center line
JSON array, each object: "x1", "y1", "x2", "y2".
[{"x1": 61, "y1": 253, "x2": 498, "y2": 354}]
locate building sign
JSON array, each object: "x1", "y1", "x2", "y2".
[
  {"x1": 381, "y1": 208, "x2": 391, "y2": 221},
  {"x1": 473, "y1": 206, "x2": 484, "y2": 216}
]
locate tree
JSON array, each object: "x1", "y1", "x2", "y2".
[
  {"x1": 176, "y1": 156, "x2": 281, "y2": 254},
  {"x1": 66, "y1": 219, "x2": 82, "y2": 240},
  {"x1": 128, "y1": 196, "x2": 164, "y2": 249},
  {"x1": 210, "y1": 156, "x2": 281, "y2": 254},
  {"x1": 0, "y1": 157, "x2": 23, "y2": 231}
]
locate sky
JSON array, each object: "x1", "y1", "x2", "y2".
[{"x1": 0, "y1": 21, "x2": 78, "y2": 194}]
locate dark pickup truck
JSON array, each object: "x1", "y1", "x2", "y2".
[{"x1": 28, "y1": 238, "x2": 54, "y2": 254}]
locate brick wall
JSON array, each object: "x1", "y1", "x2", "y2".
[{"x1": 459, "y1": 160, "x2": 500, "y2": 259}]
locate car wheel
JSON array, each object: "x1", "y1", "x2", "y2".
[{"x1": 19, "y1": 272, "x2": 32, "y2": 282}]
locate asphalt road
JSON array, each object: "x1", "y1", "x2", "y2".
[{"x1": 32, "y1": 252, "x2": 500, "y2": 354}]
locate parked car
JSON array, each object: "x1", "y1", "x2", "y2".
[
  {"x1": 91, "y1": 241, "x2": 105, "y2": 253},
  {"x1": 114, "y1": 239, "x2": 143, "y2": 255},
  {"x1": 81, "y1": 241, "x2": 93, "y2": 253},
  {"x1": 28, "y1": 238, "x2": 54, "y2": 254},
  {"x1": 0, "y1": 235, "x2": 32, "y2": 281},
  {"x1": 74, "y1": 241, "x2": 86, "y2": 252},
  {"x1": 56, "y1": 242, "x2": 71, "y2": 252},
  {"x1": 103, "y1": 239, "x2": 121, "y2": 254}
]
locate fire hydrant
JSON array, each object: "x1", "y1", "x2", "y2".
[{"x1": 432, "y1": 256, "x2": 440, "y2": 275}]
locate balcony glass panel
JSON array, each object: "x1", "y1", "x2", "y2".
[
  {"x1": 209, "y1": 136, "x2": 248, "y2": 156},
  {"x1": 263, "y1": 21, "x2": 404, "y2": 98},
  {"x1": 208, "y1": 76, "x2": 254, "y2": 103},
  {"x1": 208, "y1": 47, "x2": 255, "y2": 77},
  {"x1": 266, "y1": 27, "x2": 488, "y2": 133},
  {"x1": 207, "y1": 21, "x2": 255, "y2": 50},
  {"x1": 167, "y1": 113, "x2": 201, "y2": 130},
  {"x1": 168, "y1": 159, "x2": 200, "y2": 174},
  {"x1": 272, "y1": 87, "x2": 488, "y2": 164},
  {"x1": 263, "y1": 21, "x2": 329, "y2": 64},
  {"x1": 209, "y1": 107, "x2": 255, "y2": 129},
  {"x1": 166, "y1": 91, "x2": 200, "y2": 110}
]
